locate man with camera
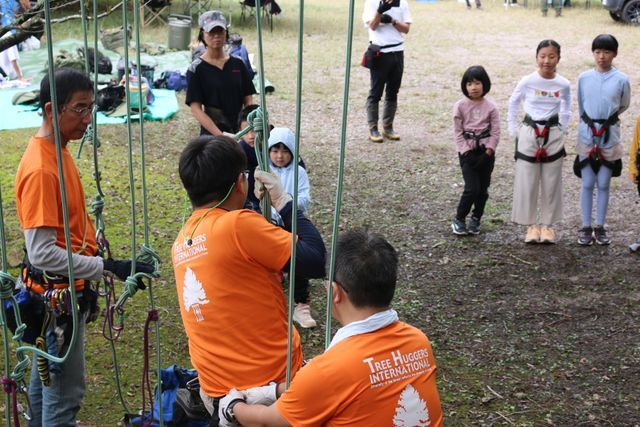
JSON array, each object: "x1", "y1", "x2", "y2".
[{"x1": 363, "y1": 0, "x2": 412, "y2": 143}]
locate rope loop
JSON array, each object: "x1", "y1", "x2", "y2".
[
  {"x1": 124, "y1": 276, "x2": 141, "y2": 299},
  {"x1": 0, "y1": 271, "x2": 16, "y2": 299},
  {"x1": 91, "y1": 194, "x2": 105, "y2": 217},
  {"x1": 138, "y1": 244, "x2": 161, "y2": 277},
  {"x1": 10, "y1": 356, "x2": 29, "y2": 385}
]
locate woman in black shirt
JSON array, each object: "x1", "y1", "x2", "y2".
[{"x1": 186, "y1": 10, "x2": 256, "y2": 135}]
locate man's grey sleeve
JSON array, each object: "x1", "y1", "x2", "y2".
[{"x1": 24, "y1": 227, "x2": 104, "y2": 281}]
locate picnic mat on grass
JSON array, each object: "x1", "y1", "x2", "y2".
[{"x1": 0, "y1": 88, "x2": 179, "y2": 130}]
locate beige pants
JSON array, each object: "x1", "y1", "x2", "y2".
[
  {"x1": 199, "y1": 387, "x2": 217, "y2": 416},
  {"x1": 512, "y1": 125, "x2": 564, "y2": 225}
]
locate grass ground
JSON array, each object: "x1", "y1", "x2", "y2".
[{"x1": 1, "y1": 0, "x2": 640, "y2": 425}]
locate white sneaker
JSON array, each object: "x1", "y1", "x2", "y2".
[{"x1": 293, "y1": 303, "x2": 317, "y2": 328}]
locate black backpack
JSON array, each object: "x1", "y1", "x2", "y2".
[
  {"x1": 96, "y1": 84, "x2": 125, "y2": 112},
  {"x1": 78, "y1": 47, "x2": 113, "y2": 75}
]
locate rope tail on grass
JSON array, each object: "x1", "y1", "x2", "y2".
[{"x1": 325, "y1": 0, "x2": 356, "y2": 349}]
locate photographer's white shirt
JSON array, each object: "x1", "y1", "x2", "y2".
[{"x1": 362, "y1": 0, "x2": 412, "y2": 53}]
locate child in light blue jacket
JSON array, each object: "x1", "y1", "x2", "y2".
[
  {"x1": 268, "y1": 127, "x2": 311, "y2": 213},
  {"x1": 268, "y1": 127, "x2": 317, "y2": 328}
]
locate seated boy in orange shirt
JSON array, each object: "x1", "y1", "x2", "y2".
[{"x1": 172, "y1": 135, "x2": 326, "y2": 420}]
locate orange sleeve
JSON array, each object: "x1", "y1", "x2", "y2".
[
  {"x1": 18, "y1": 170, "x2": 62, "y2": 229},
  {"x1": 276, "y1": 358, "x2": 342, "y2": 426},
  {"x1": 233, "y1": 210, "x2": 292, "y2": 271}
]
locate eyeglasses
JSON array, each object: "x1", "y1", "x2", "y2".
[{"x1": 63, "y1": 104, "x2": 95, "y2": 118}]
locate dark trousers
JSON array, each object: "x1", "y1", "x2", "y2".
[
  {"x1": 456, "y1": 150, "x2": 495, "y2": 221},
  {"x1": 366, "y1": 50, "x2": 404, "y2": 130},
  {"x1": 294, "y1": 276, "x2": 309, "y2": 304}
]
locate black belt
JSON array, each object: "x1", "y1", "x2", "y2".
[{"x1": 515, "y1": 148, "x2": 566, "y2": 163}]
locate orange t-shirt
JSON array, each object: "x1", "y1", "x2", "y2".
[
  {"x1": 15, "y1": 136, "x2": 97, "y2": 291},
  {"x1": 172, "y1": 208, "x2": 303, "y2": 397},
  {"x1": 276, "y1": 321, "x2": 443, "y2": 427}
]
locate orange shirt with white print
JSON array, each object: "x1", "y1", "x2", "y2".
[
  {"x1": 276, "y1": 321, "x2": 443, "y2": 427},
  {"x1": 15, "y1": 136, "x2": 97, "y2": 291},
  {"x1": 172, "y1": 208, "x2": 303, "y2": 397}
]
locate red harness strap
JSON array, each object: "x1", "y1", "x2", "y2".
[
  {"x1": 588, "y1": 146, "x2": 604, "y2": 164},
  {"x1": 535, "y1": 147, "x2": 549, "y2": 162}
]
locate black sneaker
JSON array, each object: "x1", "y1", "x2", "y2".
[
  {"x1": 594, "y1": 226, "x2": 611, "y2": 245},
  {"x1": 577, "y1": 227, "x2": 594, "y2": 246},
  {"x1": 451, "y1": 218, "x2": 468, "y2": 235},
  {"x1": 468, "y1": 217, "x2": 481, "y2": 235}
]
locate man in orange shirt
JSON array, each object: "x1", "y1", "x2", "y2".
[
  {"x1": 15, "y1": 68, "x2": 153, "y2": 426},
  {"x1": 172, "y1": 135, "x2": 325, "y2": 421},
  {"x1": 219, "y1": 229, "x2": 443, "y2": 427}
]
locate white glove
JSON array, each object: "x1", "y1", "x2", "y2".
[
  {"x1": 244, "y1": 382, "x2": 278, "y2": 406},
  {"x1": 254, "y1": 168, "x2": 292, "y2": 212},
  {"x1": 218, "y1": 388, "x2": 246, "y2": 427}
]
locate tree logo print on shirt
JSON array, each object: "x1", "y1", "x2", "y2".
[
  {"x1": 183, "y1": 267, "x2": 209, "y2": 322},
  {"x1": 393, "y1": 384, "x2": 430, "y2": 427}
]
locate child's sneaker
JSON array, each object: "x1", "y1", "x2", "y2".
[
  {"x1": 451, "y1": 218, "x2": 468, "y2": 235},
  {"x1": 468, "y1": 217, "x2": 481, "y2": 235},
  {"x1": 593, "y1": 226, "x2": 611, "y2": 245},
  {"x1": 577, "y1": 227, "x2": 594, "y2": 246},
  {"x1": 524, "y1": 225, "x2": 540, "y2": 243},
  {"x1": 540, "y1": 226, "x2": 556, "y2": 244},
  {"x1": 293, "y1": 303, "x2": 317, "y2": 328}
]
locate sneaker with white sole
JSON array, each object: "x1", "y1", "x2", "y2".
[
  {"x1": 451, "y1": 218, "x2": 468, "y2": 235},
  {"x1": 468, "y1": 216, "x2": 481, "y2": 235},
  {"x1": 577, "y1": 227, "x2": 594, "y2": 246},
  {"x1": 525, "y1": 225, "x2": 540, "y2": 243},
  {"x1": 293, "y1": 303, "x2": 317, "y2": 328},
  {"x1": 540, "y1": 226, "x2": 556, "y2": 244},
  {"x1": 593, "y1": 226, "x2": 611, "y2": 245}
]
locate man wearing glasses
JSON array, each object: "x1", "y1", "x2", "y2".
[
  {"x1": 172, "y1": 135, "x2": 326, "y2": 423},
  {"x1": 15, "y1": 68, "x2": 152, "y2": 425}
]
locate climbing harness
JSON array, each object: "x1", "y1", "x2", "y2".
[
  {"x1": 515, "y1": 114, "x2": 565, "y2": 163},
  {"x1": 572, "y1": 111, "x2": 622, "y2": 177},
  {"x1": 462, "y1": 126, "x2": 491, "y2": 152}
]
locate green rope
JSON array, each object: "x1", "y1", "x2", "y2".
[
  {"x1": 325, "y1": 0, "x2": 356, "y2": 349},
  {"x1": 285, "y1": 0, "x2": 304, "y2": 389},
  {"x1": 130, "y1": 0, "x2": 163, "y2": 420},
  {"x1": 79, "y1": 0, "x2": 90, "y2": 74},
  {"x1": 253, "y1": 0, "x2": 273, "y2": 220}
]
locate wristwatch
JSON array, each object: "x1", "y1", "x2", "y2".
[{"x1": 224, "y1": 398, "x2": 245, "y2": 423}]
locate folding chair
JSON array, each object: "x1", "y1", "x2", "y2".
[
  {"x1": 140, "y1": 0, "x2": 171, "y2": 27},
  {"x1": 239, "y1": 0, "x2": 280, "y2": 32}
]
